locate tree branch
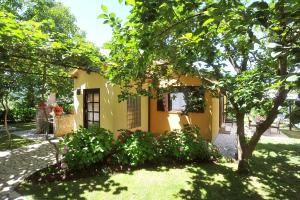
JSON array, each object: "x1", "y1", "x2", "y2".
[
  {"x1": 156, "y1": 13, "x2": 203, "y2": 37},
  {"x1": 247, "y1": 55, "x2": 289, "y2": 155}
]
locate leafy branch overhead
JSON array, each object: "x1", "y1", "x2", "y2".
[
  {"x1": 0, "y1": 11, "x2": 105, "y2": 76},
  {"x1": 102, "y1": 0, "x2": 299, "y2": 173}
]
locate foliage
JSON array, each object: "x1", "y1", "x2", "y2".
[
  {"x1": 182, "y1": 86, "x2": 205, "y2": 114},
  {"x1": 0, "y1": 106, "x2": 35, "y2": 123},
  {"x1": 113, "y1": 129, "x2": 158, "y2": 166},
  {"x1": 12, "y1": 107, "x2": 36, "y2": 122},
  {"x1": 102, "y1": 0, "x2": 300, "y2": 171},
  {"x1": 62, "y1": 104, "x2": 74, "y2": 114},
  {"x1": 18, "y1": 137, "x2": 300, "y2": 200},
  {"x1": 0, "y1": 0, "x2": 104, "y2": 111},
  {"x1": 0, "y1": 109, "x2": 16, "y2": 122},
  {"x1": 290, "y1": 96, "x2": 300, "y2": 125},
  {"x1": 60, "y1": 125, "x2": 114, "y2": 169},
  {"x1": 159, "y1": 125, "x2": 210, "y2": 162}
]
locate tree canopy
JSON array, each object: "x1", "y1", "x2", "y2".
[
  {"x1": 102, "y1": 0, "x2": 300, "y2": 173},
  {"x1": 0, "y1": 0, "x2": 104, "y2": 102},
  {"x1": 0, "y1": 0, "x2": 105, "y2": 138}
]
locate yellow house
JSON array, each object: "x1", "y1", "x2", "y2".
[{"x1": 60, "y1": 69, "x2": 224, "y2": 141}]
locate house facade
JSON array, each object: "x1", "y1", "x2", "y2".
[{"x1": 69, "y1": 69, "x2": 223, "y2": 141}]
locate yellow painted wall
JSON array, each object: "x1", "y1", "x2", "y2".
[
  {"x1": 54, "y1": 114, "x2": 75, "y2": 137},
  {"x1": 211, "y1": 98, "x2": 220, "y2": 141},
  {"x1": 149, "y1": 76, "x2": 217, "y2": 141},
  {"x1": 73, "y1": 70, "x2": 148, "y2": 136},
  {"x1": 72, "y1": 70, "x2": 219, "y2": 140}
]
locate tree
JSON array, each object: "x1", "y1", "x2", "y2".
[
  {"x1": 0, "y1": 0, "x2": 86, "y2": 107},
  {"x1": 0, "y1": 71, "x2": 19, "y2": 147},
  {"x1": 102, "y1": 0, "x2": 300, "y2": 173},
  {"x1": 0, "y1": 9, "x2": 103, "y2": 140}
]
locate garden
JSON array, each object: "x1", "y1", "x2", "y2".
[
  {"x1": 1, "y1": 0, "x2": 300, "y2": 199},
  {"x1": 21, "y1": 125, "x2": 220, "y2": 183},
  {"x1": 16, "y1": 125, "x2": 300, "y2": 199}
]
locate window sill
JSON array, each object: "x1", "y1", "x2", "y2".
[
  {"x1": 168, "y1": 111, "x2": 183, "y2": 114},
  {"x1": 157, "y1": 111, "x2": 205, "y2": 114},
  {"x1": 129, "y1": 127, "x2": 142, "y2": 132}
]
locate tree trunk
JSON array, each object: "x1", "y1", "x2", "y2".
[
  {"x1": 4, "y1": 107, "x2": 11, "y2": 149},
  {"x1": 236, "y1": 112, "x2": 251, "y2": 174},
  {"x1": 41, "y1": 65, "x2": 60, "y2": 164},
  {"x1": 1, "y1": 97, "x2": 11, "y2": 149}
]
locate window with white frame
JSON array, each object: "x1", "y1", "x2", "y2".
[{"x1": 127, "y1": 96, "x2": 141, "y2": 129}]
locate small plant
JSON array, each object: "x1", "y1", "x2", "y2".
[
  {"x1": 159, "y1": 124, "x2": 210, "y2": 162},
  {"x1": 60, "y1": 125, "x2": 114, "y2": 169},
  {"x1": 62, "y1": 104, "x2": 74, "y2": 114},
  {"x1": 113, "y1": 130, "x2": 158, "y2": 166}
]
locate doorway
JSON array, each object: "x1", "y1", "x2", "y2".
[{"x1": 83, "y1": 88, "x2": 100, "y2": 128}]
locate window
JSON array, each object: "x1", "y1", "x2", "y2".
[
  {"x1": 170, "y1": 92, "x2": 186, "y2": 111},
  {"x1": 84, "y1": 89, "x2": 100, "y2": 128},
  {"x1": 157, "y1": 86, "x2": 205, "y2": 113},
  {"x1": 127, "y1": 96, "x2": 141, "y2": 129},
  {"x1": 157, "y1": 93, "x2": 170, "y2": 111}
]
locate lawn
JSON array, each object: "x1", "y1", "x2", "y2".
[
  {"x1": 0, "y1": 121, "x2": 36, "y2": 133},
  {"x1": 17, "y1": 137, "x2": 300, "y2": 200},
  {"x1": 280, "y1": 128, "x2": 300, "y2": 139},
  {"x1": 0, "y1": 134, "x2": 37, "y2": 151}
]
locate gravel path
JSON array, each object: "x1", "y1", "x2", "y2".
[
  {"x1": 213, "y1": 123, "x2": 289, "y2": 159},
  {"x1": 0, "y1": 134, "x2": 57, "y2": 200},
  {"x1": 213, "y1": 123, "x2": 238, "y2": 158}
]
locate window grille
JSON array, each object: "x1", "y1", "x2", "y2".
[{"x1": 127, "y1": 96, "x2": 141, "y2": 129}]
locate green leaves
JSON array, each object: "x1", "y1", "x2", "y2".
[
  {"x1": 60, "y1": 126, "x2": 114, "y2": 169},
  {"x1": 101, "y1": 4, "x2": 108, "y2": 13},
  {"x1": 0, "y1": 6, "x2": 104, "y2": 105},
  {"x1": 202, "y1": 18, "x2": 214, "y2": 26}
]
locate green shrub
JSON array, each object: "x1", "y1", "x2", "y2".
[
  {"x1": 0, "y1": 107, "x2": 36, "y2": 122},
  {"x1": 62, "y1": 104, "x2": 74, "y2": 114},
  {"x1": 0, "y1": 109, "x2": 16, "y2": 122},
  {"x1": 60, "y1": 125, "x2": 114, "y2": 169},
  {"x1": 14, "y1": 107, "x2": 36, "y2": 122},
  {"x1": 159, "y1": 125, "x2": 210, "y2": 162},
  {"x1": 113, "y1": 130, "x2": 158, "y2": 166}
]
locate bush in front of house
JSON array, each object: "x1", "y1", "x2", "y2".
[
  {"x1": 159, "y1": 124, "x2": 211, "y2": 162},
  {"x1": 112, "y1": 129, "x2": 159, "y2": 167},
  {"x1": 60, "y1": 125, "x2": 114, "y2": 169}
]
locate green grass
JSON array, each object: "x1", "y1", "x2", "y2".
[
  {"x1": 0, "y1": 121, "x2": 36, "y2": 133},
  {"x1": 17, "y1": 137, "x2": 300, "y2": 200},
  {"x1": 0, "y1": 134, "x2": 37, "y2": 151},
  {"x1": 280, "y1": 128, "x2": 300, "y2": 139},
  {"x1": 12, "y1": 121, "x2": 36, "y2": 130}
]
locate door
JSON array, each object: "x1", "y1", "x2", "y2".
[{"x1": 83, "y1": 88, "x2": 100, "y2": 128}]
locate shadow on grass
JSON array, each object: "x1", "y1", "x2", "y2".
[
  {"x1": 249, "y1": 142, "x2": 300, "y2": 199},
  {"x1": 0, "y1": 134, "x2": 36, "y2": 151},
  {"x1": 176, "y1": 163, "x2": 263, "y2": 200},
  {"x1": 17, "y1": 173, "x2": 128, "y2": 200},
  {"x1": 16, "y1": 140, "x2": 300, "y2": 200},
  {"x1": 176, "y1": 141, "x2": 300, "y2": 200}
]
